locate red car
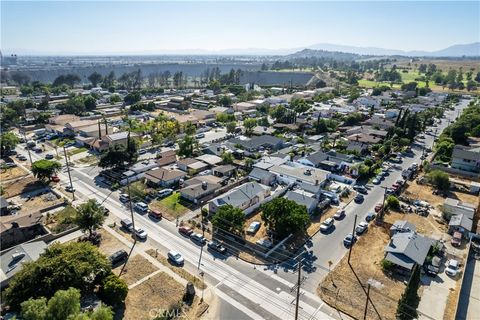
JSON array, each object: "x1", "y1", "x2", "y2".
[
  {"x1": 178, "y1": 226, "x2": 193, "y2": 237},
  {"x1": 51, "y1": 176, "x2": 60, "y2": 182},
  {"x1": 392, "y1": 183, "x2": 400, "y2": 189},
  {"x1": 148, "y1": 209, "x2": 162, "y2": 220},
  {"x1": 451, "y1": 232, "x2": 462, "y2": 247},
  {"x1": 374, "y1": 203, "x2": 384, "y2": 212}
]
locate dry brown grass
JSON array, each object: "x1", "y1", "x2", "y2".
[
  {"x1": 0, "y1": 166, "x2": 29, "y2": 181},
  {"x1": 244, "y1": 211, "x2": 267, "y2": 243},
  {"x1": 443, "y1": 276, "x2": 463, "y2": 320},
  {"x1": 318, "y1": 224, "x2": 406, "y2": 320},
  {"x1": 1, "y1": 177, "x2": 43, "y2": 197},
  {"x1": 383, "y1": 211, "x2": 447, "y2": 236},
  {"x1": 17, "y1": 192, "x2": 62, "y2": 214},
  {"x1": 124, "y1": 271, "x2": 185, "y2": 319},
  {"x1": 98, "y1": 228, "x2": 129, "y2": 255},
  {"x1": 116, "y1": 254, "x2": 159, "y2": 286},
  {"x1": 307, "y1": 206, "x2": 337, "y2": 236},
  {"x1": 146, "y1": 249, "x2": 207, "y2": 289}
]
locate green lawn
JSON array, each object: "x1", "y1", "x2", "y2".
[
  {"x1": 150, "y1": 192, "x2": 190, "y2": 220},
  {"x1": 67, "y1": 147, "x2": 88, "y2": 156},
  {"x1": 357, "y1": 79, "x2": 401, "y2": 89}
]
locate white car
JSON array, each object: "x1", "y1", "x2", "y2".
[
  {"x1": 133, "y1": 227, "x2": 148, "y2": 240},
  {"x1": 320, "y1": 218, "x2": 334, "y2": 232},
  {"x1": 445, "y1": 259, "x2": 460, "y2": 277},
  {"x1": 158, "y1": 189, "x2": 173, "y2": 198},
  {"x1": 119, "y1": 193, "x2": 130, "y2": 203},
  {"x1": 372, "y1": 178, "x2": 380, "y2": 185},
  {"x1": 247, "y1": 221, "x2": 261, "y2": 235},
  {"x1": 134, "y1": 202, "x2": 149, "y2": 213},
  {"x1": 355, "y1": 222, "x2": 369, "y2": 235},
  {"x1": 168, "y1": 250, "x2": 184, "y2": 265}
]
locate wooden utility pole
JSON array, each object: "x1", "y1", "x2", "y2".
[
  {"x1": 63, "y1": 146, "x2": 75, "y2": 201},
  {"x1": 363, "y1": 283, "x2": 371, "y2": 320},
  {"x1": 119, "y1": 176, "x2": 137, "y2": 276},
  {"x1": 348, "y1": 214, "x2": 357, "y2": 264},
  {"x1": 294, "y1": 257, "x2": 302, "y2": 320}
]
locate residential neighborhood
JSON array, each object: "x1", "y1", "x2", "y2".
[{"x1": 1, "y1": 2, "x2": 480, "y2": 319}]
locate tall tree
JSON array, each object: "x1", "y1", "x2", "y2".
[
  {"x1": 211, "y1": 205, "x2": 245, "y2": 234},
  {"x1": 75, "y1": 199, "x2": 106, "y2": 238},
  {"x1": 88, "y1": 72, "x2": 103, "y2": 87},
  {"x1": 261, "y1": 198, "x2": 311, "y2": 238},
  {"x1": 31, "y1": 160, "x2": 62, "y2": 183},
  {"x1": 0, "y1": 132, "x2": 20, "y2": 156},
  {"x1": 396, "y1": 265, "x2": 421, "y2": 320}
]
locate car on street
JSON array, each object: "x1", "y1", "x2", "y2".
[
  {"x1": 157, "y1": 188, "x2": 173, "y2": 198},
  {"x1": 353, "y1": 185, "x2": 368, "y2": 194},
  {"x1": 247, "y1": 221, "x2": 261, "y2": 235},
  {"x1": 445, "y1": 259, "x2": 460, "y2": 277},
  {"x1": 334, "y1": 209, "x2": 346, "y2": 220},
  {"x1": 120, "y1": 219, "x2": 134, "y2": 232},
  {"x1": 17, "y1": 155, "x2": 27, "y2": 161},
  {"x1": 134, "y1": 201, "x2": 149, "y2": 213},
  {"x1": 51, "y1": 176, "x2": 60, "y2": 182},
  {"x1": 109, "y1": 250, "x2": 128, "y2": 265},
  {"x1": 119, "y1": 193, "x2": 130, "y2": 203},
  {"x1": 426, "y1": 256, "x2": 442, "y2": 277},
  {"x1": 207, "y1": 240, "x2": 227, "y2": 254},
  {"x1": 2, "y1": 162, "x2": 17, "y2": 168},
  {"x1": 365, "y1": 212, "x2": 376, "y2": 222},
  {"x1": 355, "y1": 222, "x2": 369, "y2": 235},
  {"x1": 190, "y1": 233, "x2": 207, "y2": 245},
  {"x1": 45, "y1": 154, "x2": 54, "y2": 160},
  {"x1": 320, "y1": 218, "x2": 334, "y2": 233},
  {"x1": 148, "y1": 209, "x2": 162, "y2": 219},
  {"x1": 138, "y1": 149, "x2": 147, "y2": 155},
  {"x1": 372, "y1": 178, "x2": 381, "y2": 185},
  {"x1": 33, "y1": 147, "x2": 42, "y2": 153},
  {"x1": 451, "y1": 232, "x2": 462, "y2": 247},
  {"x1": 195, "y1": 133, "x2": 205, "y2": 139},
  {"x1": 65, "y1": 186, "x2": 75, "y2": 193},
  {"x1": 64, "y1": 142, "x2": 76, "y2": 147},
  {"x1": 374, "y1": 203, "x2": 384, "y2": 213},
  {"x1": 178, "y1": 226, "x2": 193, "y2": 237},
  {"x1": 354, "y1": 194, "x2": 364, "y2": 203},
  {"x1": 133, "y1": 227, "x2": 148, "y2": 240},
  {"x1": 168, "y1": 250, "x2": 184, "y2": 265},
  {"x1": 343, "y1": 233, "x2": 357, "y2": 247}
]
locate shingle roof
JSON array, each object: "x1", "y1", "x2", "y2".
[
  {"x1": 284, "y1": 191, "x2": 317, "y2": 210},
  {"x1": 0, "y1": 241, "x2": 47, "y2": 283},
  {"x1": 212, "y1": 181, "x2": 269, "y2": 208},
  {"x1": 448, "y1": 214, "x2": 473, "y2": 231},
  {"x1": 229, "y1": 135, "x2": 284, "y2": 150},
  {"x1": 144, "y1": 168, "x2": 186, "y2": 183},
  {"x1": 385, "y1": 232, "x2": 432, "y2": 270},
  {"x1": 249, "y1": 168, "x2": 275, "y2": 181}
]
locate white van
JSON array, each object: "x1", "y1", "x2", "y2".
[
  {"x1": 134, "y1": 202, "x2": 149, "y2": 213},
  {"x1": 119, "y1": 193, "x2": 130, "y2": 203}
]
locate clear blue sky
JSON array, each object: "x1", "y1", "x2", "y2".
[{"x1": 1, "y1": 1, "x2": 479, "y2": 54}]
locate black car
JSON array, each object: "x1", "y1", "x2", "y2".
[
  {"x1": 207, "y1": 240, "x2": 227, "y2": 254},
  {"x1": 353, "y1": 185, "x2": 368, "y2": 194},
  {"x1": 354, "y1": 194, "x2": 364, "y2": 203},
  {"x1": 109, "y1": 250, "x2": 128, "y2": 265}
]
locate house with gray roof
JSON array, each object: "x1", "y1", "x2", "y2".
[
  {"x1": 179, "y1": 176, "x2": 221, "y2": 204},
  {"x1": 451, "y1": 146, "x2": 480, "y2": 173},
  {"x1": 389, "y1": 220, "x2": 416, "y2": 236},
  {"x1": 443, "y1": 198, "x2": 476, "y2": 220},
  {"x1": 297, "y1": 150, "x2": 358, "y2": 173},
  {"x1": 448, "y1": 214, "x2": 473, "y2": 236},
  {"x1": 384, "y1": 232, "x2": 432, "y2": 271},
  {"x1": 1, "y1": 240, "x2": 47, "y2": 288},
  {"x1": 208, "y1": 181, "x2": 270, "y2": 214},
  {"x1": 248, "y1": 168, "x2": 276, "y2": 186},
  {"x1": 284, "y1": 190, "x2": 318, "y2": 214},
  {"x1": 229, "y1": 135, "x2": 284, "y2": 152}
]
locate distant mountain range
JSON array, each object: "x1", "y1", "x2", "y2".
[{"x1": 4, "y1": 42, "x2": 479, "y2": 57}]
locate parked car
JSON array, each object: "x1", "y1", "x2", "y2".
[
  {"x1": 355, "y1": 222, "x2": 368, "y2": 235},
  {"x1": 65, "y1": 186, "x2": 75, "y2": 193},
  {"x1": 365, "y1": 212, "x2": 376, "y2": 222},
  {"x1": 354, "y1": 194, "x2": 364, "y2": 203},
  {"x1": 17, "y1": 155, "x2": 27, "y2": 161},
  {"x1": 353, "y1": 185, "x2": 368, "y2": 194},
  {"x1": 134, "y1": 201, "x2": 149, "y2": 213},
  {"x1": 451, "y1": 232, "x2": 462, "y2": 247},
  {"x1": 120, "y1": 218, "x2": 134, "y2": 232},
  {"x1": 372, "y1": 178, "x2": 381, "y2": 185},
  {"x1": 133, "y1": 227, "x2": 148, "y2": 240},
  {"x1": 320, "y1": 218, "x2": 334, "y2": 233},
  {"x1": 374, "y1": 203, "x2": 384, "y2": 213},
  {"x1": 45, "y1": 154, "x2": 54, "y2": 160},
  {"x1": 343, "y1": 233, "x2": 357, "y2": 247},
  {"x1": 119, "y1": 193, "x2": 130, "y2": 203},
  {"x1": 138, "y1": 149, "x2": 147, "y2": 155},
  {"x1": 51, "y1": 176, "x2": 60, "y2": 182},
  {"x1": 158, "y1": 189, "x2": 173, "y2": 198},
  {"x1": 168, "y1": 250, "x2": 184, "y2": 265},
  {"x1": 426, "y1": 256, "x2": 442, "y2": 276},
  {"x1": 148, "y1": 209, "x2": 162, "y2": 219},
  {"x1": 445, "y1": 259, "x2": 460, "y2": 277},
  {"x1": 109, "y1": 250, "x2": 128, "y2": 265},
  {"x1": 207, "y1": 240, "x2": 227, "y2": 254},
  {"x1": 195, "y1": 133, "x2": 205, "y2": 139},
  {"x1": 334, "y1": 209, "x2": 346, "y2": 220},
  {"x1": 64, "y1": 142, "x2": 76, "y2": 147},
  {"x1": 247, "y1": 221, "x2": 261, "y2": 235},
  {"x1": 178, "y1": 226, "x2": 193, "y2": 237},
  {"x1": 190, "y1": 233, "x2": 207, "y2": 245}
]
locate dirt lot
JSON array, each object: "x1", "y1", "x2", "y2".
[
  {"x1": 16, "y1": 192, "x2": 63, "y2": 214},
  {"x1": 318, "y1": 224, "x2": 407, "y2": 320},
  {"x1": 244, "y1": 212, "x2": 267, "y2": 243},
  {"x1": 0, "y1": 166, "x2": 29, "y2": 181},
  {"x1": 1, "y1": 177, "x2": 45, "y2": 197},
  {"x1": 403, "y1": 180, "x2": 479, "y2": 210},
  {"x1": 98, "y1": 228, "x2": 130, "y2": 255},
  {"x1": 116, "y1": 254, "x2": 159, "y2": 286},
  {"x1": 384, "y1": 210, "x2": 447, "y2": 236},
  {"x1": 146, "y1": 249, "x2": 206, "y2": 289}
]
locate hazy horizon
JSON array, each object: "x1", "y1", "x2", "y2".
[{"x1": 2, "y1": 1, "x2": 479, "y2": 55}]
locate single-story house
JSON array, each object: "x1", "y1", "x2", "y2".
[
  {"x1": 0, "y1": 240, "x2": 48, "y2": 288},
  {"x1": 269, "y1": 164, "x2": 330, "y2": 188},
  {"x1": 448, "y1": 214, "x2": 473, "y2": 236},
  {"x1": 389, "y1": 220, "x2": 416, "y2": 236},
  {"x1": 156, "y1": 150, "x2": 177, "y2": 167},
  {"x1": 177, "y1": 158, "x2": 209, "y2": 173},
  {"x1": 443, "y1": 198, "x2": 476, "y2": 220},
  {"x1": 208, "y1": 181, "x2": 271, "y2": 214},
  {"x1": 284, "y1": 190, "x2": 319, "y2": 214},
  {"x1": 0, "y1": 211, "x2": 47, "y2": 250},
  {"x1": 212, "y1": 165, "x2": 236, "y2": 178},
  {"x1": 179, "y1": 176, "x2": 222, "y2": 204},
  {"x1": 144, "y1": 168, "x2": 187, "y2": 188},
  {"x1": 229, "y1": 135, "x2": 284, "y2": 152},
  {"x1": 384, "y1": 232, "x2": 432, "y2": 272},
  {"x1": 248, "y1": 168, "x2": 276, "y2": 186},
  {"x1": 196, "y1": 154, "x2": 223, "y2": 167}
]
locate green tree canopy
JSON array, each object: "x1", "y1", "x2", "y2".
[
  {"x1": 243, "y1": 118, "x2": 257, "y2": 136},
  {"x1": 88, "y1": 72, "x2": 103, "y2": 87},
  {"x1": 5, "y1": 242, "x2": 111, "y2": 309},
  {"x1": 427, "y1": 170, "x2": 450, "y2": 191},
  {"x1": 98, "y1": 274, "x2": 129, "y2": 306},
  {"x1": 396, "y1": 265, "x2": 421, "y2": 320},
  {"x1": 261, "y1": 198, "x2": 311, "y2": 238},
  {"x1": 31, "y1": 160, "x2": 62, "y2": 183},
  {"x1": 211, "y1": 205, "x2": 246, "y2": 235},
  {"x1": 75, "y1": 199, "x2": 106, "y2": 237},
  {"x1": 226, "y1": 121, "x2": 237, "y2": 134},
  {"x1": 178, "y1": 135, "x2": 198, "y2": 158},
  {"x1": 0, "y1": 132, "x2": 20, "y2": 156}
]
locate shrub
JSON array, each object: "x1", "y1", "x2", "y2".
[
  {"x1": 98, "y1": 274, "x2": 128, "y2": 306},
  {"x1": 381, "y1": 259, "x2": 394, "y2": 272}
]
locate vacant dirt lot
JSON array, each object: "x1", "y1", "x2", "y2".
[
  {"x1": 318, "y1": 224, "x2": 406, "y2": 320},
  {"x1": 307, "y1": 206, "x2": 337, "y2": 236},
  {"x1": 1, "y1": 177, "x2": 45, "y2": 197},
  {"x1": 244, "y1": 212, "x2": 266, "y2": 243},
  {"x1": 98, "y1": 228, "x2": 130, "y2": 256},
  {"x1": 16, "y1": 192, "x2": 63, "y2": 214},
  {"x1": 0, "y1": 166, "x2": 29, "y2": 181},
  {"x1": 117, "y1": 254, "x2": 159, "y2": 286}
]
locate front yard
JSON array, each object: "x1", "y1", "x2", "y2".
[{"x1": 149, "y1": 192, "x2": 191, "y2": 220}]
